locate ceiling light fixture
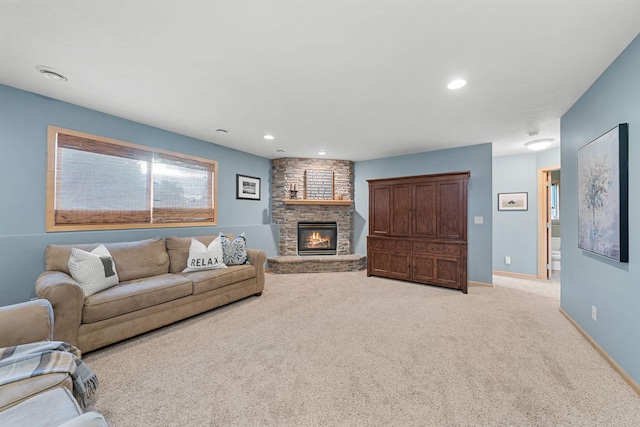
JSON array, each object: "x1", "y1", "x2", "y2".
[
  {"x1": 37, "y1": 66, "x2": 68, "y2": 82},
  {"x1": 215, "y1": 128, "x2": 228, "y2": 134},
  {"x1": 447, "y1": 79, "x2": 467, "y2": 90},
  {"x1": 264, "y1": 134, "x2": 274, "y2": 140},
  {"x1": 525, "y1": 138, "x2": 554, "y2": 151},
  {"x1": 317, "y1": 150, "x2": 327, "y2": 156}
]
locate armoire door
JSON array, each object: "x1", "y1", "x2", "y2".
[
  {"x1": 413, "y1": 181, "x2": 437, "y2": 238},
  {"x1": 437, "y1": 180, "x2": 466, "y2": 240},
  {"x1": 369, "y1": 184, "x2": 390, "y2": 236},
  {"x1": 390, "y1": 183, "x2": 412, "y2": 236}
]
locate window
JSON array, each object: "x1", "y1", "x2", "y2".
[
  {"x1": 550, "y1": 181, "x2": 560, "y2": 220},
  {"x1": 47, "y1": 126, "x2": 217, "y2": 231}
]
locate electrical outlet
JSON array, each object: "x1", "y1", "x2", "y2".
[
  {"x1": 505, "y1": 256, "x2": 511, "y2": 265},
  {"x1": 591, "y1": 305, "x2": 597, "y2": 321}
]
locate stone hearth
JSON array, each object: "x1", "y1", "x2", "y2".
[{"x1": 268, "y1": 255, "x2": 366, "y2": 274}]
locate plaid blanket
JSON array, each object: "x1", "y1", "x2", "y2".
[{"x1": 0, "y1": 341, "x2": 99, "y2": 408}]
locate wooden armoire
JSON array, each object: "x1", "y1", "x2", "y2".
[{"x1": 367, "y1": 171, "x2": 470, "y2": 293}]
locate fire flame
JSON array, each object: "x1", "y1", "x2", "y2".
[{"x1": 304, "y1": 231, "x2": 332, "y2": 248}]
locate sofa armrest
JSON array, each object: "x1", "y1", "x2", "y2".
[
  {"x1": 0, "y1": 299, "x2": 54, "y2": 347},
  {"x1": 35, "y1": 271, "x2": 85, "y2": 348},
  {"x1": 246, "y1": 249, "x2": 267, "y2": 294}
]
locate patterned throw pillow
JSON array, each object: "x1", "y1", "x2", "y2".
[
  {"x1": 183, "y1": 237, "x2": 227, "y2": 272},
  {"x1": 68, "y1": 244, "x2": 119, "y2": 297},
  {"x1": 219, "y1": 232, "x2": 249, "y2": 265}
]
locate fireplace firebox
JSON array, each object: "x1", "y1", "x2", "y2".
[{"x1": 297, "y1": 222, "x2": 337, "y2": 255}]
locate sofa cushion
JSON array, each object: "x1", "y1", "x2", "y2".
[
  {"x1": 0, "y1": 373, "x2": 71, "y2": 411},
  {"x1": 181, "y1": 264, "x2": 256, "y2": 295},
  {"x1": 0, "y1": 386, "x2": 82, "y2": 427},
  {"x1": 82, "y1": 274, "x2": 192, "y2": 323},
  {"x1": 166, "y1": 235, "x2": 234, "y2": 274},
  {"x1": 182, "y1": 237, "x2": 227, "y2": 272},
  {"x1": 45, "y1": 238, "x2": 170, "y2": 282}
]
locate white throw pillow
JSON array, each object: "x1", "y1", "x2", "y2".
[
  {"x1": 183, "y1": 237, "x2": 227, "y2": 272},
  {"x1": 68, "y1": 244, "x2": 119, "y2": 297}
]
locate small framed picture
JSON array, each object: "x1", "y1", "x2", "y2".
[
  {"x1": 497, "y1": 192, "x2": 528, "y2": 211},
  {"x1": 236, "y1": 174, "x2": 261, "y2": 200}
]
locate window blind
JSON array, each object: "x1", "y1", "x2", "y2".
[{"x1": 48, "y1": 126, "x2": 217, "y2": 231}]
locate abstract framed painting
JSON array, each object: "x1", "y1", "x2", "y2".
[{"x1": 577, "y1": 123, "x2": 628, "y2": 262}]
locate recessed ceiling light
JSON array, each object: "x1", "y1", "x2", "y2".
[
  {"x1": 264, "y1": 135, "x2": 275, "y2": 140},
  {"x1": 317, "y1": 150, "x2": 327, "y2": 156},
  {"x1": 215, "y1": 128, "x2": 228, "y2": 134},
  {"x1": 37, "y1": 66, "x2": 67, "y2": 82},
  {"x1": 447, "y1": 79, "x2": 467, "y2": 90},
  {"x1": 276, "y1": 149, "x2": 286, "y2": 153},
  {"x1": 525, "y1": 138, "x2": 554, "y2": 151}
]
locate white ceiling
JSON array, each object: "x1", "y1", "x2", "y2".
[{"x1": 1, "y1": 1, "x2": 639, "y2": 161}]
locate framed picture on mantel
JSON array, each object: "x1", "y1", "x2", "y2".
[
  {"x1": 305, "y1": 169, "x2": 334, "y2": 200},
  {"x1": 236, "y1": 174, "x2": 261, "y2": 200}
]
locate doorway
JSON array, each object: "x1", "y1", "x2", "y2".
[{"x1": 537, "y1": 166, "x2": 561, "y2": 279}]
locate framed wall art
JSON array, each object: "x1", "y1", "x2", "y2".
[
  {"x1": 236, "y1": 174, "x2": 261, "y2": 200},
  {"x1": 497, "y1": 192, "x2": 528, "y2": 211},
  {"x1": 577, "y1": 123, "x2": 628, "y2": 262}
]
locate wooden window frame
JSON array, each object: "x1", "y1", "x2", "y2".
[{"x1": 46, "y1": 126, "x2": 218, "y2": 232}]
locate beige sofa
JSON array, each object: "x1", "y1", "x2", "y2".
[
  {"x1": 0, "y1": 299, "x2": 108, "y2": 426},
  {"x1": 35, "y1": 235, "x2": 267, "y2": 353}
]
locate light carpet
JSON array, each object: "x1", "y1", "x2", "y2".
[
  {"x1": 492, "y1": 273, "x2": 560, "y2": 300},
  {"x1": 84, "y1": 271, "x2": 640, "y2": 426}
]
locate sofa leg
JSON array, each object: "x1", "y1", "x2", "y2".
[{"x1": 254, "y1": 292, "x2": 262, "y2": 296}]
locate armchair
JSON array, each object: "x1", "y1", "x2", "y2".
[
  {"x1": 0, "y1": 299, "x2": 107, "y2": 426},
  {"x1": 0, "y1": 299, "x2": 72, "y2": 410}
]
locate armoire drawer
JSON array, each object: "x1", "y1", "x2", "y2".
[
  {"x1": 369, "y1": 238, "x2": 411, "y2": 252},
  {"x1": 412, "y1": 241, "x2": 461, "y2": 256},
  {"x1": 443, "y1": 244, "x2": 461, "y2": 256}
]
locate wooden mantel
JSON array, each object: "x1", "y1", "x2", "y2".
[{"x1": 283, "y1": 199, "x2": 352, "y2": 206}]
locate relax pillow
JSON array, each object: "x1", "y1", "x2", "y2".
[
  {"x1": 68, "y1": 244, "x2": 119, "y2": 297},
  {"x1": 220, "y1": 232, "x2": 248, "y2": 265},
  {"x1": 183, "y1": 237, "x2": 227, "y2": 272}
]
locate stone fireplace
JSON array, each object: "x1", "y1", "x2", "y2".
[{"x1": 268, "y1": 158, "x2": 366, "y2": 273}]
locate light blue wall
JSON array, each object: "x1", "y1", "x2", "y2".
[
  {"x1": 354, "y1": 143, "x2": 493, "y2": 284},
  {"x1": 0, "y1": 84, "x2": 278, "y2": 306},
  {"x1": 536, "y1": 147, "x2": 561, "y2": 170},
  {"x1": 561, "y1": 34, "x2": 640, "y2": 385},
  {"x1": 492, "y1": 148, "x2": 560, "y2": 275}
]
